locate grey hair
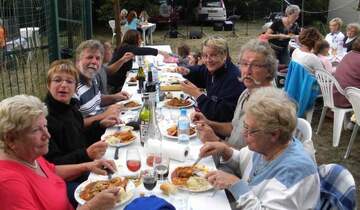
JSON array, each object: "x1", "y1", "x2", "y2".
[
  {"x1": 244, "y1": 87, "x2": 297, "y2": 144},
  {"x1": 120, "y1": 9, "x2": 128, "y2": 16},
  {"x1": 347, "y1": 22, "x2": 360, "y2": 35},
  {"x1": 285, "y1": 4, "x2": 301, "y2": 16},
  {"x1": 75, "y1": 39, "x2": 104, "y2": 61},
  {"x1": 202, "y1": 36, "x2": 229, "y2": 58},
  {"x1": 0, "y1": 95, "x2": 48, "y2": 143},
  {"x1": 238, "y1": 39, "x2": 277, "y2": 81}
]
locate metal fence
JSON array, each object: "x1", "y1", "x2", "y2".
[{"x1": 0, "y1": 0, "x2": 91, "y2": 100}]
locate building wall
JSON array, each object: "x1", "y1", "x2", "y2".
[{"x1": 328, "y1": 0, "x2": 360, "y2": 24}]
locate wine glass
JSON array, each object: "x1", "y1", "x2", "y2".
[
  {"x1": 126, "y1": 148, "x2": 141, "y2": 172},
  {"x1": 142, "y1": 169, "x2": 157, "y2": 195},
  {"x1": 153, "y1": 155, "x2": 170, "y2": 181}
]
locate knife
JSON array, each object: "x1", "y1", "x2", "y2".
[
  {"x1": 192, "y1": 156, "x2": 202, "y2": 168},
  {"x1": 114, "y1": 146, "x2": 120, "y2": 160}
]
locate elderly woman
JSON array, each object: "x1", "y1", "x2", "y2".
[
  {"x1": 44, "y1": 60, "x2": 117, "y2": 165},
  {"x1": 108, "y1": 29, "x2": 168, "y2": 93},
  {"x1": 343, "y1": 22, "x2": 360, "y2": 52},
  {"x1": 291, "y1": 27, "x2": 325, "y2": 73},
  {"x1": 191, "y1": 39, "x2": 276, "y2": 148},
  {"x1": 176, "y1": 36, "x2": 245, "y2": 122},
  {"x1": 0, "y1": 95, "x2": 119, "y2": 210},
  {"x1": 199, "y1": 87, "x2": 320, "y2": 209},
  {"x1": 266, "y1": 4, "x2": 301, "y2": 65},
  {"x1": 325, "y1": 17, "x2": 345, "y2": 58},
  {"x1": 334, "y1": 37, "x2": 360, "y2": 108}
]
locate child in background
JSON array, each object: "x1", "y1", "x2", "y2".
[
  {"x1": 163, "y1": 44, "x2": 191, "y2": 66},
  {"x1": 314, "y1": 40, "x2": 336, "y2": 74},
  {"x1": 188, "y1": 51, "x2": 202, "y2": 66}
]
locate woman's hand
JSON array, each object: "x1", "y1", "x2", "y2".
[
  {"x1": 120, "y1": 52, "x2": 135, "y2": 63},
  {"x1": 191, "y1": 111, "x2": 209, "y2": 124},
  {"x1": 206, "y1": 170, "x2": 240, "y2": 189},
  {"x1": 199, "y1": 142, "x2": 227, "y2": 158},
  {"x1": 180, "y1": 80, "x2": 202, "y2": 98},
  {"x1": 86, "y1": 141, "x2": 108, "y2": 160},
  {"x1": 83, "y1": 188, "x2": 119, "y2": 210},
  {"x1": 86, "y1": 159, "x2": 117, "y2": 175},
  {"x1": 196, "y1": 122, "x2": 220, "y2": 143},
  {"x1": 175, "y1": 66, "x2": 190, "y2": 75}
]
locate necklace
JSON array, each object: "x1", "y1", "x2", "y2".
[{"x1": 19, "y1": 159, "x2": 38, "y2": 169}]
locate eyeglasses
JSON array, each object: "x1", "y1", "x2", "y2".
[
  {"x1": 241, "y1": 124, "x2": 264, "y2": 137},
  {"x1": 51, "y1": 78, "x2": 76, "y2": 85},
  {"x1": 201, "y1": 53, "x2": 221, "y2": 61},
  {"x1": 238, "y1": 61, "x2": 267, "y2": 71}
]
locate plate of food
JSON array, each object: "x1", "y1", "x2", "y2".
[
  {"x1": 74, "y1": 177, "x2": 134, "y2": 206},
  {"x1": 121, "y1": 100, "x2": 142, "y2": 110},
  {"x1": 102, "y1": 129, "x2": 137, "y2": 147},
  {"x1": 171, "y1": 165, "x2": 213, "y2": 192},
  {"x1": 164, "y1": 97, "x2": 194, "y2": 109},
  {"x1": 126, "y1": 76, "x2": 138, "y2": 85},
  {"x1": 164, "y1": 125, "x2": 197, "y2": 139}
]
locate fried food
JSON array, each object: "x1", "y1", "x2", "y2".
[
  {"x1": 171, "y1": 166, "x2": 194, "y2": 186},
  {"x1": 171, "y1": 165, "x2": 211, "y2": 191},
  {"x1": 124, "y1": 101, "x2": 140, "y2": 108},
  {"x1": 166, "y1": 125, "x2": 196, "y2": 137},
  {"x1": 165, "y1": 97, "x2": 191, "y2": 107},
  {"x1": 105, "y1": 130, "x2": 136, "y2": 144},
  {"x1": 129, "y1": 77, "x2": 137, "y2": 82},
  {"x1": 79, "y1": 177, "x2": 128, "y2": 201}
]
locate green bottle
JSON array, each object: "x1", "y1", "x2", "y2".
[{"x1": 139, "y1": 93, "x2": 151, "y2": 146}]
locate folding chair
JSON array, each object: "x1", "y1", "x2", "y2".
[{"x1": 108, "y1": 20, "x2": 116, "y2": 44}]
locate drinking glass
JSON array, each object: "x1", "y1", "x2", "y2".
[
  {"x1": 126, "y1": 148, "x2": 141, "y2": 172},
  {"x1": 142, "y1": 169, "x2": 157, "y2": 194},
  {"x1": 153, "y1": 155, "x2": 170, "y2": 181}
]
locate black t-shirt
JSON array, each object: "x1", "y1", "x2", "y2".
[
  {"x1": 107, "y1": 44, "x2": 158, "y2": 92},
  {"x1": 269, "y1": 19, "x2": 300, "y2": 48}
]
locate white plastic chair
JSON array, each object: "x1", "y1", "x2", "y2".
[
  {"x1": 108, "y1": 20, "x2": 116, "y2": 44},
  {"x1": 344, "y1": 87, "x2": 360, "y2": 158},
  {"x1": 19, "y1": 27, "x2": 40, "y2": 64},
  {"x1": 315, "y1": 70, "x2": 353, "y2": 147},
  {"x1": 294, "y1": 118, "x2": 316, "y2": 163}
]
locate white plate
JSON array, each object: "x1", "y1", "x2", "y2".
[
  {"x1": 163, "y1": 99, "x2": 195, "y2": 109},
  {"x1": 171, "y1": 165, "x2": 214, "y2": 192},
  {"x1": 163, "y1": 127, "x2": 197, "y2": 140},
  {"x1": 102, "y1": 129, "x2": 138, "y2": 147},
  {"x1": 119, "y1": 100, "x2": 142, "y2": 111},
  {"x1": 74, "y1": 178, "x2": 134, "y2": 206},
  {"x1": 126, "y1": 81, "x2": 138, "y2": 85}
]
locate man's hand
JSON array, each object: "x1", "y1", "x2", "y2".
[
  {"x1": 100, "y1": 114, "x2": 121, "y2": 128},
  {"x1": 196, "y1": 122, "x2": 220, "y2": 143},
  {"x1": 114, "y1": 91, "x2": 130, "y2": 101},
  {"x1": 191, "y1": 111, "x2": 209, "y2": 124},
  {"x1": 175, "y1": 66, "x2": 190, "y2": 75},
  {"x1": 121, "y1": 52, "x2": 135, "y2": 63},
  {"x1": 180, "y1": 80, "x2": 202, "y2": 99}
]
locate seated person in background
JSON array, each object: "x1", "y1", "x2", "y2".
[
  {"x1": 192, "y1": 39, "x2": 276, "y2": 149},
  {"x1": 139, "y1": 10, "x2": 149, "y2": 23},
  {"x1": 45, "y1": 60, "x2": 117, "y2": 165},
  {"x1": 343, "y1": 22, "x2": 360, "y2": 52},
  {"x1": 0, "y1": 95, "x2": 119, "y2": 210},
  {"x1": 325, "y1": 17, "x2": 345, "y2": 58},
  {"x1": 107, "y1": 29, "x2": 168, "y2": 93},
  {"x1": 164, "y1": 44, "x2": 191, "y2": 66},
  {"x1": 314, "y1": 40, "x2": 336, "y2": 74},
  {"x1": 291, "y1": 27, "x2": 325, "y2": 73},
  {"x1": 199, "y1": 87, "x2": 320, "y2": 209},
  {"x1": 334, "y1": 37, "x2": 360, "y2": 108},
  {"x1": 188, "y1": 51, "x2": 203, "y2": 66},
  {"x1": 176, "y1": 36, "x2": 246, "y2": 122},
  {"x1": 75, "y1": 40, "x2": 129, "y2": 127},
  {"x1": 119, "y1": 9, "x2": 128, "y2": 26},
  {"x1": 124, "y1": 10, "x2": 139, "y2": 32}
]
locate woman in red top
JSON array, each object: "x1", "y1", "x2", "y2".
[{"x1": 0, "y1": 95, "x2": 118, "y2": 210}]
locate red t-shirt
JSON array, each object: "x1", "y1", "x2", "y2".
[{"x1": 0, "y1": 156, "x2": 74, "y2": 210}]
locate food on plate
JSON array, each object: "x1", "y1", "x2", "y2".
[
  {"x1": 166, "y1": 125, "x2": 196, "y2": 137},
  {"x1": 124, "y1": 101, "x2": 141, "y2": 108},
  {"x1": 79, "y1": 177, "x2": 128, "y2": 201},
  {"x1": 171, "y1": 165, "x2": 211, "y2": 191},
  {"x1": 160, "y1": 182, "x2": 177, "y2": 195},
  {"x1": 165, "y1": 97, "x2": 191, "y2": 107},
  {"x1": 105, "y1": 130, "x2": 136, "y2": 144},
  {"x1": 129, "y1": 77, "x2": 137, "y2": 82}
]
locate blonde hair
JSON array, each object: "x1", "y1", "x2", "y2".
[
  {"x1": 0, "y1": 95, "x2": 48, "y2": 144},
  {"x1": 329, "y1": 17, "x2": 343, "y2": 30},
  {"x1": 47, "y1": 59, "x2": 79, "y2": 86},
  {"x1": 244, "y1": 87, "x2": 297, "y2": 144},
  {"x1": 202, "y1": 36, "x2": 229, "y2": 58}
]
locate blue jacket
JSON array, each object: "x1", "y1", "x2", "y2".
[
  {"x1": 185, "y1": 59, "x2": 245, "y2": 122},
  {"x1": 284, "y1": 60, "x2": 320, "y2": 117}
]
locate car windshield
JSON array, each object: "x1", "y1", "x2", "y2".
[{"x1": 202, "y1": 0, "x2": 222, "y2": 7}]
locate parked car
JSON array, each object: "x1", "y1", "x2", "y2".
[{"x1": 196, "y1": 0, "x2": 227, "y2": 22}]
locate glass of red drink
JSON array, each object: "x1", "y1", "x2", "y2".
[{"x1": 126, "y1": 148, "x2": 141, "y2": 172}]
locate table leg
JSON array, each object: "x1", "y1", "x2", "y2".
[{"x1": 143, "y1": 29, "x2": 146, "y2": 45}]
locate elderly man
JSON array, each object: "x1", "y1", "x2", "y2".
[
  {"x1": 199, "y1": 87, "x2": 320, "y2": 209},
  {"x1": 176, "y1": 36, "x2": 245, "y2": 122},
  {"x1": 75, "y1": 39, "x2": 129, "y2": 127},
  {"x1": 192, "y1": 39, "x2": 276, "y2": 148}
]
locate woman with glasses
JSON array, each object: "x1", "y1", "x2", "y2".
[
  {"x1": 175, "y1": 36, "x2": 245, "y2": 122},
  {"x1": 44, "y1": 60, "x2": 119, "y2": 206},
  {"x1": 199, "y1": 87, "x2": 319, "y2": 209}
]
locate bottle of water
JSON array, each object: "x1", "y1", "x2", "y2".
[
  {"x1": 178, "y1": 109, "x2": 190, "y2": 144},
  {"x1": 150, "y1": 63, "x2": 160, "y2": 103}
]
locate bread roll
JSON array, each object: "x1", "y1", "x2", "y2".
[{"x1": 160, "y1": 182, "x2": 177, "y2": 195}]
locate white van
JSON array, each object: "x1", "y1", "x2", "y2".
[{"x1": 197, "y1": 0, "x2": 227, "y2": 22}]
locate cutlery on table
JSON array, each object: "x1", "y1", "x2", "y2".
[{"x1": 114, "y1": 146, "x2": 120, "y2": 160}]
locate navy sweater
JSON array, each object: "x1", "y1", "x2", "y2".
[{"x1": 185, "y1": 60, "x2": 245, "y2": 122}]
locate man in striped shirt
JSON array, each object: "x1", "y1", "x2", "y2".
[{"x1": 75, "y1": 40, "x2": 129, "y2": 127}]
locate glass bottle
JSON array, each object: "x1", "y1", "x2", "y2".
[{"x1": 139, "y1": 93, "x2": 151, "y2": 146}]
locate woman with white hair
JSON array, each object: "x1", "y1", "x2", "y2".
[
  {"x1": 343, "y1": 22, "x2": 360, "y2": 52},
  {"x1": 266, "y1": 4, "x2": 301, "y2": 65},
  {"x1": 0, "y1": 95, "x2": 119, "y2": 210},
  {"x1": 199, "y1": 87, "x2": 320, "y2": 209}
]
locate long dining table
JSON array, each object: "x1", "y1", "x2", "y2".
[{"x1": 86, "y1": 45, "x2": 232, "y2": 210}]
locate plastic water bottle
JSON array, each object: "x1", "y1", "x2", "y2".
[
  {"x1": 150, "y1": 63, "x2": 160, "y2": 103},
  {"x1": 178, "y1": 109, "x2": 190, "y2": 144}
]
